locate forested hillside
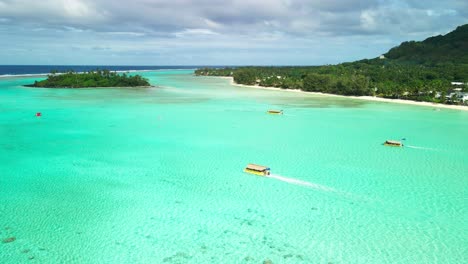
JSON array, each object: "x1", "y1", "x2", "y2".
[{"x1": 385, "y1": 24, "x2": 468, "y2": 64}]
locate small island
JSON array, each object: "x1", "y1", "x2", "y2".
[{"x1": 25, "y1": 69, "x2": 151, "y2": 88}]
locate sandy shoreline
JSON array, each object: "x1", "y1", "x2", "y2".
[{"x1": 220, "y1": 76, "x2": 468, "y2": 111}]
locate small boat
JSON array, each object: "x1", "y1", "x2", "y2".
[
  {"x1": 267, "y1": 110, "x2": 283, "y2": 115},
  {"x1": 244, "y1": 164, "x2": 271, "y2": 176},
  {"x1": 383, "y1": 140, "x2": 403, "y2": 147}
]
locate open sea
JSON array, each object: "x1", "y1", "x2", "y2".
[{"x1": 0, "y1": 69, "x2": 467, "y2": 263}]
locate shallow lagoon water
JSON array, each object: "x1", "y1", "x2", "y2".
[{"x1": 1, "y1": 70, "x2": 467, "y2": 263}]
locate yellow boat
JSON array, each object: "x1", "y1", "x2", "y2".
[
  {"x1": 244, "y1": 164, "x2": 271, "y2": 176},
  {"x1": 383, "y1": 140, "x2": 403, "y2": 147},
  {"x1": 267, "y1": 109, "x2": 283, "y2": 115}
]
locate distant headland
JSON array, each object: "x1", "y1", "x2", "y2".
[
  {"x1": 25, "y1": 69, "x2": 151, "y2": 88},
  {"x1": 196, "y1": 24, "x2": 468, "y2": 107}
]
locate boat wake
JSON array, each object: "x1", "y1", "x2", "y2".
[
  {"x1": 266, "y1": 174, "x2": 371, "y2": 202},
  {"x1": 405, "y1": 145, "x2": 439, "y2": 151},
  {"x1": 267, "y1": 174, "x2": 338, "y2": 193}
]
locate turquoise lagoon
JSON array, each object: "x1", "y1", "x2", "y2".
[{"x1": 0, "y1": 70, "x2": 467, "y2": 263}]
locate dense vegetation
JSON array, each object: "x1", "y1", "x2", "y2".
[
  {"x1": 27, "y1": 69, "x2": 150, "y2": 88},
  {"x1": 385, "y1": 24, "x2": 468, "y2": 64},
  {"x1": 196, "y1": 24, "x2": 468, "y2": 105}
]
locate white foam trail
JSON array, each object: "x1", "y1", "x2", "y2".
[
  {"x1": 267, "y1": 174, "x2": 373, "y2": 203},
  {"x1": 406, "y1": 145, "x2": 439, "y2": 151},
  {"x1": 267, "y1": 174, "x2": 338, "y2": 193}
]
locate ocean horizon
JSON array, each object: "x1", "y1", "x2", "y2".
[
  {"x1": 0, "y1": 65, "x2": 323, "y2": 77},
  {"x1": 0, "y1": 65, "x2": 205, "y2": 77}
]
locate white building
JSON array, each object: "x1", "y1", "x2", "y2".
[
  {"x1": 462, "y1": 94, "x2": 468, "y2": 104},
  {"x1": 446, "y1": 91, "x2": 468, "y2": 105}
]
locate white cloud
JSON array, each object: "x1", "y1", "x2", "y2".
[
  {"x1": 202, "y1": 18, "x2": 222, "y2": 29},
  {"x1": 0, "y1": 0, "x2": 466, "y2": 65},
  {"x1": 62, "y1": 0, "x2": 94, "y2": 17},
  {"x1": 0, "y1": 0, "x2": 466, "y2": 36},
  {"x1": 360, "y1": 10, "x2": 377, "y2": 31},
  {"x1": 0, "y1": 0, "x2": 106, "y2": 24},
  {"x1": 63, "y1": 25, "x2": 85, "y2": 32},
  {"x1": 104, "y1": 31, "x2": 146, "y2": 37},
  {"x1": 174, "y1": 28, "x2": 219, "y2": 38}
]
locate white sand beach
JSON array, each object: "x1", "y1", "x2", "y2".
[{"x1": 222, "y1": 77, "x2": 468, "y2": 111}]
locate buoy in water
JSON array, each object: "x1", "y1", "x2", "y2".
[{"x1": 36, "y1": 112, "x2": 41, "y2": 117}]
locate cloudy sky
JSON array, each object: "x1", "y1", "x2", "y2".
[{"x1": 0, "y1": 0, "x2": 466, "y2": 65}]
